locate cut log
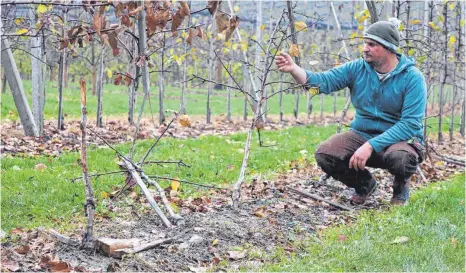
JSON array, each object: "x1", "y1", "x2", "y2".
[{"x1": 97, "y1": 238, "x2": 141, "y2": 257}]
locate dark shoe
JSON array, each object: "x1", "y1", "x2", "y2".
[
  {"x1": 390, "y1": 178, "x2": 410, "y2": 206},
  {"x1": 351, "y1": 179, "x2": 377, "y2": 205}
]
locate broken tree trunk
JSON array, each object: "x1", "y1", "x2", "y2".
[
  {"x1": 139, "y1": 172, "x2": 183, "y2": 222},
  {"x1": 1, "y1": 38, "x2": 38, "y2": 137},
  {"x1": 121, "y1": 158, "x2": 172, "y2": 228},
  {"x1": 288, "y1": 187, "x2": 353, "y2": 211},
  {"x1": 80, "y1": 79, "x2": 96, "y2": 243}
]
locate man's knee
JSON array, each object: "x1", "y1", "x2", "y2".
[
  {"x1": 315, "y1": 152, "x2": 345, "y2": 175},
  {"x1": 384, "y1": 150, "x2": 418, "y2": 177}
]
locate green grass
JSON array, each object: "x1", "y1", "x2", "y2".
[
  {"x1": 1, "y1": 124, "x2": 336, "y2": 232},
  {"x1": 261, "y1": 174, "x2": 465, "y2": 272},
  {"x1": 1, "y1": 80, "x2": 350, "y2": 120}
]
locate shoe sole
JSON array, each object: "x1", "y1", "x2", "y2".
[{"x1": 350, "y1": 181, "x2": 378, "y2": 205}]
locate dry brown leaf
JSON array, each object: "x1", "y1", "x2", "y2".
[
  {"x1": 128, "y1": 6, "x2": 143, "y2": 17},
  {"x1": 48, "y1": 260, "x2": 72, "y2": 272},
  {"x1": 207, "y1": 0, "x2": 220, "y2": 15},
  {"x1": 225, "y1": 15, "x2": 239, "y2": 41},
  {"x1": 59, "y1": 40, "x2": 68, "y2": 50},
  {"x1": 228, "y1": 250, "x2": 246, "y2": 260},
  {"x1": 34, "y1": 163, "x2": 47, "y2": 171},
  {"x1": 215, "y1": 13, "x2": 229, "y2": 33},
  {"x1": 289, "y1": 43, "x2": 300, "y2": 57},
  {"x1": 121, "y1": 14, "x2": 131, "y2": 27},
  {"x1": 187, "y1": 28, "x2": 194, "y2": 45},
  {"x1": 123, "y1": 73, "x2": 133, "y2": 86},
  {"x1": 1, "y1": 260, "x2": 20, "y2": 272},
  {"x1": 253, "y1": 207, "x2": 267, "y2": 218},
  {"x1": 180, "y1": 1, "x2": 190, "y2": 17},
  {"x1": 93, "y1": 12, "x2": 102, "y2": 36},
  {"x1": 197, "y1": 26, "x2": 205, "y2": 40},
  {"x1": 338, "y1": 234, "x2": 348, "y2": 242},
  {"x1": 179, "y1": 115, "x2": 192, "y2": 127},
  {"x1": 108, "y1": 31, "x2": 119, "y2": 56},
  {"x1": 14, "y1": 245, "x2": 30, "y2": 255},
  {"x1": 114, "y1": 74, "x2": 122, "y2": 85},
  {"x1": 9, "y1": 228, "x2": 24, "y2": 234},
  {"x1": 100, "y1": 33, "x2": 109, "y2": 46},
  {"x1": 171, "y1": 9, "x2": 183, "y2": 32}
]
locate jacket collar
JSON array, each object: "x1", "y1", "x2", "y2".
[{"x1": 363, "y1": 53, "x2": 415, "y2": 77}]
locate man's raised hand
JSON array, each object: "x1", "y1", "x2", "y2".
[{"x1": 275, "y1": 52, "x2": 296, "y2": 73}]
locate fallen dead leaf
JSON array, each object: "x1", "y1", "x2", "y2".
[
  {"x1": 391, "y1": 236, "x2": 409, "y2": 244},
  {"x1": 338, "y1": 234, "x2": 348, "y2": 242},
  {"x1": 253, "y1": 207, "x2": 267, "y2": 218},
  {"x1": 34, "y1": 163, "x2": 48, "y2": 171},
  {"x1": 451, "y1": 237, "x2": 457, "y2": 248},
  {"x1": 14, "y1": 245, "x2": 30, "y2": 254},
  {"x1": 9, "y1": 228, "x2": 24, "y2": 235},
  {"x1": 1, "y1": 260, "x2": 20, "y2": 272},
  {"x1": 228, "y1": 250, "x2": 247, "y2": 260}
]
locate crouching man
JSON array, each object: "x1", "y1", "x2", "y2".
[{"x1": 275, "y1": 21, "x2": 426, "y2": 205}]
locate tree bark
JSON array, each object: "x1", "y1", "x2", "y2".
[
  {"x1": 128, "y1": 38, "x2": 137, "y2": 125},
  {"x1": 206, "y1": 9, "x2": 218, "y2": 124},
  {"x1": 91, "y1": 40, "x2": 97, "y2": 96},
  {"x1": 438, "y1": 3, "x2": 449, "y2": 144},
  {"x1": 31, "y1": 28, "x2": 44, "y2": 135},
  {"x1": 79, "y1": 78, "x2": 95, "y2": 243},
  {"x1": 96, "y1": 45, "x2": 105, "y2": 127},
  {"x1": 1, "y1": 38, "x2": 38, "y2": 136},
  {"x1": 227, "y1": 63, "x2": 232, "y2": 122},
  {"x1": 287, "y1": 1, "x2": 301, "y2": 120},
  {"x1": 57, "y1": 52, "x2": 66, "y2": 130},
  {"x1": 1, "y1": 70, "x2": 6, "y2": 93},
  {"x1": 159, "y1": 34, "x2": 166, "y2": 124},
  {"x1": 366, "y1": 0, "x2": 379, "y2": 24},
  {"x1": 279, "y1": 74, "x2": 284, "y2": 121}
]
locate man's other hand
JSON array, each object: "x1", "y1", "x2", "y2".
[
  {"x1": 275, "y1": 52, "x2": 296, "y2": 73},
  {"x1": 349, "y1": 142, "x2": 374, "y2": 171}
]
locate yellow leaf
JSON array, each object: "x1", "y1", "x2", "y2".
[
  {"x1": 212, "y1": 239, "x2": 219, "y2": 246},
  {"x1": 398, "y1": 22, "x2": 405, "y2": 31},
  {"x1": 16, "y1": 28, "x2": 28, "y2": 35},
  {"x1": 181, "y1": 31, "x2": 188, "y2": 38},
  {"x1": 289, "y1": 43, "x2": 300, "y2": 57},
  {"x1": 171, "y1": 180, "x2": 181, "y2": 191},
  {"x1": 234, "y1": 5, "x2": 240, "y2": 12},
  {"x1": 308, "y1": 87, "x2": 319, "y2": 96},
  {"x1": 408, "y1": 48, "x2": 415, "y2": 56},
  {"x1": 295, "y1": 21, "x2": 307, "y2": 31},
  {"x1": 260, "y1": 24, "x2": 266, "y2": 31},
  {"x1": 417, "y1": 55, "x2": 427, "y2": 63},
  {"x1": 410, "y1": 19, "x2": 421, "y2": 25},
  {"x1": 232, "y1": 43, "x2": 238, "y2": 50},
  {"x1": 358, "y1": 25, "x2": 364, "y2": 31},
  {"x1": 449, "y1": 3, "x2": 455, "y2": 10},
  {"x1": 438, "y1": 15, "x2": 444, "y2": 23},
  {"x1": 217, "y1": 33, "x2": 225, "y2": 40},
  {"x1": 14, "y1": 17, "x2": 24, "y2": 25},
  {"x1": 107, "y1": 70, "x2": 113, "y2": 78},
  {"x1": 101, "y1": 191, "x2": 109, "y2": 199},
  {"x1": 350, "y1": 32, "x2": 358, "y2": 40},
  {"x1": 176, "y1": 37, "x2": 182, "y2": 43},
  {"x1": 358, "y1": 14, "x2": 369, "y2": 23},
  {"x1": 240, "y1": 41, "x2": 248, "y2": 52},
  {"x1": 37, "y1": 4, "x2": 47, "y2": 14},
  {"x1": 460, "y1": 20, "x2": 465, "y2": 27},
  {"x1": 449, "y1": 35, "x2": 457, "y2": 45},
  {"x1": 179, "y1": 114, "x2": 192, "y2": 127}
]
